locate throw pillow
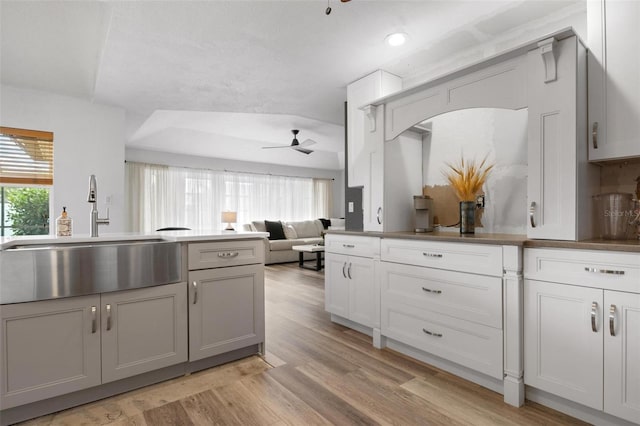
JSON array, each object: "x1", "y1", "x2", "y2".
[
  {"x1": 318, "y1": 218, "x2": 331, "y2": 229},
  {"x1": 264, "y1": 220, "x2": 286, "y2": 240},
  {"x1": 283, "y1": 224, "x2": 298, "y2": 239}
]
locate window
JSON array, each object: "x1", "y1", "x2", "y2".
[
  {"x1": 126, "y1": 162, "x2": 333, "y2": 232},
  {"x1": 0, "y1": 127, "x2": 53, "y2": 236}
]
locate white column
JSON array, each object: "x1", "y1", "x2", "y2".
[{"x1": 502, "y1": 244, "x2": 524, "y2": 406}]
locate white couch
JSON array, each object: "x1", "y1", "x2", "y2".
[{"x1": 243, "y1": 218, "x2": 344, "y2": 265}]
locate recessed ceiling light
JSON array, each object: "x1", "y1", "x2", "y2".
[{"x1": 385, "y1": 32, "x2": 408, "y2": 47}]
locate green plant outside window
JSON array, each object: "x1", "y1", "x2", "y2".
[{"x1": 1, "y1": 186, "x2": 49, "y2": 236}]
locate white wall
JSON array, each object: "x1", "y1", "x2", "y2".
[
  {"x1": 1, "y1": 85, "x2": 126, "y2": 234},
  {"x1": 423, "y1": 108, "x2": 528, "y2": 234},
  {"x1": 126, "y1": 148, "x2": 345, "y2": 221}
]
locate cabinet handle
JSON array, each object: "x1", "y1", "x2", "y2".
[
  {"x1": 609, "y1": 305, "x2": 617, "y2": 337},
  {"x1": 218, "y1": 251, "x2": 239, "y2": 258},
  {"x1": 591, "y1": 301, "x2": 598, "y2": 332},
  {"x1": 529, "y1": 202, "x2": 536, "y2": 228},
  {"x1": 106, "y1": 304, "x2": 112, "y2": 331},
  {"x1": 192, "y1": 281, "x2": 198, "y2": 305},
  {"x1": 422, "y1": 252, "x2": 443, "y2": 258},
  {"x1": 421, "y1": 287, "x2": 442, "y2": 294},
  {"x1": 376, "y1": 207, "x2": 382, "y2": 224},
  {"x1": 347, "y1": 262, "x2": 352, "y2": 279},
  {"x1": 91, "y1": 306, "x2": 97, "y2": 334},
  {"x1": 592, "y1": 122, "x2": 598, "y2": 149},
  {"x1": 342, "y1": 262, "x2": 347, "y2": 278},
  {"x1": 422, "y1": 328, "x2": 443, "y2": 338},
  {"x1": 584, "y1": 267, "x2": 625, "y2": 275},
  {"x1": 342, "y1": 244, "x2": 355, "y2": 248}
]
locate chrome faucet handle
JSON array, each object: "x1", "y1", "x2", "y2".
[{"x1": 97, "y1": 208, "x2": 110, "y2": 225}]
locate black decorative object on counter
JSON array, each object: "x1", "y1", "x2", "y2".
[{"x1": 460, "y1": 201, "x2": 476, "y2": 234}]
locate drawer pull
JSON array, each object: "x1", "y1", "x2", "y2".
[
  {"x1": 421, "y1": 287, "x2": 442, "y2": 294},
  {"x1": 218, "y1": 251, "x2": 239, "y2": 258},
  {"x1": 91, "y1": 306, "x2": 97, "y2": 334},
  {"x1": 106, "y1": 304, "x2": 112, "y2": 331},
  {"x1": 422, "y1": 252, "x2": 443, "y2": 258},
  {"x1": 422, "y1": 328, "x2": 442, "y2": 338},
  {"x1": 609, "y1": 305, "x2": 617, "y2": 337},
  {"x1": 591, "y1": 301, "x2": 598, "y2": 333},
  {"x1": 584, "y1": 267, "x2": 625, "y2": 275},
  {"x1": 342, "y1": 244, "x2": 355, "y2": 248}
]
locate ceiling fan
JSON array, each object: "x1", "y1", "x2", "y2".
[{"x1": 262, "y1": 129, "x2": 316, "y2": 155}]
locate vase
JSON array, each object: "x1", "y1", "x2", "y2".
[{"x1": 459, "y1": 201, "x2": 476, "y2": 234}]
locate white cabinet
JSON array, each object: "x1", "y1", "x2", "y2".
[
  {"x1": 524, "y1": 248, "x2": 640, "y2": 424},
  {"x1": 527, "y1": 35, "x2": 597, "y2": 240},
  {"x1": 347, "y1": 70, "x2": 401, "y2": 187},
  {"x1": 324, "y1": 234, "x2": 380, "y2": 329},
  {"x1": 588, "y1": 0, "x2": 640, "y2": 161},
  {"x1": 604, "y1": 291, "x2": 640, "y2": 423},
  {"x1": 347, "y1": 71, "x2": 422, "y2": 233},
  {"x1": 187, "y1": 240, "x2": 265, "y2": 361},
  {"x1": 361, "y1": 124, "x2": 423, "y2": 232},
  {"x1": 101, "y1": 283, "x2": 188, "y2": 383},
  {"x1": 325, "y1": 253, "x2": 350, "y2": 318},
  {"x1": 325, "y1": 253, "x2": 377, "y2": 328},
  {"x1": 0, "y1": 283, "x2": 188, "y2": 410},
  {"x1": 0, "y1": 295, "x2": 101, "y2": 409},
  {"x1": 524, "y1": 279, "x2": 604, "y2": 409},
  {"x1": 362, "y1": 123, "x2": 423, "y2": 232},
  {"x1": 380, "y1": 238, "x2": 504, "y2": 380}
]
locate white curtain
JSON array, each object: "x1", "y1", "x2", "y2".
[
  {"x1": 126, "y1": 162, "x2": 333, "y2": 232},
  {"x1": 313, "y1": 178, "x2": 333, "y2": 219}
]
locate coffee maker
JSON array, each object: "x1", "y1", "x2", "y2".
[{"x1": 413, "y1": 195, "x2": 434, "y2": 233}]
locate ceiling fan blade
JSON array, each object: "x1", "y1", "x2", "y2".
[
  {"x1": 261, "y1": 145, "x2": 291, "y2": 149},
  {"x1": 299, "y1": 138, "x2": 317, "y2": 147},
  {"x1": 294, "y1": 147, "x2": 314, "y2": 155}
]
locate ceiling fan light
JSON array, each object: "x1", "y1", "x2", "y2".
[{"x1": 385, "y1": 32, "x2": 408, "y2": 47}]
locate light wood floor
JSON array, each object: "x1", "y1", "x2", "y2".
[{"x1": 18, "y1": 263, "x2": 586, "y2": 426}]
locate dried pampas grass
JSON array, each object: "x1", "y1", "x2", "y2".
[{"x1": 442, "y1": 155, "x2": 494, "y2": 201}]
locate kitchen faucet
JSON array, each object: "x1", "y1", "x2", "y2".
[{"x1": 87, "y1": 174, "x2": 110, "y2": 237}]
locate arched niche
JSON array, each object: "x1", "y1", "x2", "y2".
[{"x1": 362, "y1": 32, "x2": 566, "y2": 141}]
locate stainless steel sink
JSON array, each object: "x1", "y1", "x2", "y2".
[{"x1": 1, "y1": 240, "x2": 183, "y2": 304}]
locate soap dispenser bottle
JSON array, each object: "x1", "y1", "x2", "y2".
[{"x1": 56, "y1": 206, "x2": 72, "y2": 237}]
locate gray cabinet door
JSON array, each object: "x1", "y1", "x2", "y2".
[
  {"x1": 0, "y1": 295, "x2": 101, "y2": 409},
  {"x1": 101, "y1": 282, "x2": 188, "y2": 383},
  {"x1": 188, "y1": 264, "x2": 264, "y2": 361}
]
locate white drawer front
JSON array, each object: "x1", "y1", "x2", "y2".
[
  {"x1": 325, "y1": 234, "x2": 380, "y2": 257},
  {"x1": 381, "y1": 239, "x2": 503, "y2": 276},
  {"x1": 188, "y1": 239, "x2": 264, "y2": 270},
  {"x1": 525, "y1": 248, "x2": 640, "y2": 293},
  {"x1": 380, "y1": 262, "x2": 502, "y2": 328},
  {"x1": 381, "y1": 301, "x2": 503, "y2": 379}
]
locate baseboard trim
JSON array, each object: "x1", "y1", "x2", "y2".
[
  {"x1": 385, "y1": 338, "x2": 504, "y2": 395},
  {"x1": 525, "y1": 386, "x2": 638, "y2": 426}
]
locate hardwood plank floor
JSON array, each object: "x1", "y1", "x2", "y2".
[{"x1": 17, "y1": 263, "x2": 587, "y2": 426}]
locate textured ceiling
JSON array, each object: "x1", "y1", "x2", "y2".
[{"x1": 0, "y1": 0, "x2": 584, "y2": 170}]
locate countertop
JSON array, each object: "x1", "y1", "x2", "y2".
[
  {"x1": 0, "y1": 230, "x2": 269, "y2": 251},
  {"x1": 327, "y1": 230, "x2": 640, "y2": 253}
]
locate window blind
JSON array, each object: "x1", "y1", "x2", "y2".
[{"x1": 0, "y1": 126, "x2": 54, "y2": 185}]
